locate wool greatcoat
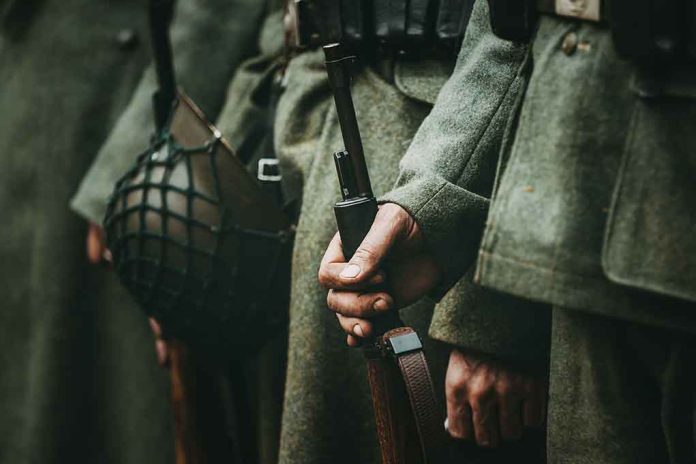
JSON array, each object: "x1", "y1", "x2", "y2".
[
  {"x1": 71, "y1": 1, "x2": 551, "y2": 463},
  {"x1": 71, "y1": 2, "x2": 287, "y2": 463},
  {"x1": 273, "y1": 5, "x2": 550, "y2": 463},
  {"x1": 0, "y1": 1, "x2": 175, "y2": 463},
  {"x1": 377, "y1": 0, "x2": 696, "y2": 462}
]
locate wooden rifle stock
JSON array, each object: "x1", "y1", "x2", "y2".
[{"x1": 168, "y1": 341, "x2": 205, "y2": 464}]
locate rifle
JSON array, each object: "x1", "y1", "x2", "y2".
[
  {"x1": 146, "y1": 3, "x2": 259, "y2": 463},
  {"x1": 323, "y1": 43, "x2": 447, "y2": 464}
]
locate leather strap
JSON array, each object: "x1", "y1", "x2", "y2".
[{"x1": 368, "y1": 327, "x2": 447, "y2": 464}]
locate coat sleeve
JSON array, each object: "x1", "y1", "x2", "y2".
[
  {"x1": 380, "y1": 0, "x2": 529, "y2": 292},
  {"x1": 70, "y1": 0, "x2": 270, "y2": 223},
  {"x1": 381, "y1": 0, "x2": 551, "y2": 365}
]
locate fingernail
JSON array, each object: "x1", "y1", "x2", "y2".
[
  {"x1": 353, "y1": 324, "x2": 364, "y2": 337},
  {"x1": 373, "y1": 298, "x2": 389, "y2": 311},
  {"x1": 340, "y1": 263, "x2": 361, "y2": 279}
]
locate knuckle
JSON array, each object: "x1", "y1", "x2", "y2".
[
  {"x1": 495, "y1": 381, "x2": 513, "y2": 397},
  {"x1": 468, "y1": 379, "x2": 491, "y2": 404},
  {"x1": 352, "y1": 244, "x2": 376, "y2": 265},
  {"x1": 317, "y1": 269, "x2": 331, "y2": 288},
  {"x1": 448, "y1": 427, "x2": 468, "y2": 440},
  {"x1": 326, "y1": 291, "x2": 337, "y2": 311},
  {"x1": 445, "y1": 373, "x2": 468, "y2": 397}
]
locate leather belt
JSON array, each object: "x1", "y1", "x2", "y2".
[{"x1": 284, "y1": 0, "x2": 471, "y2": 56}]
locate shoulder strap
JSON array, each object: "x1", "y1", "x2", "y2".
[{"x1": 148, "y1": 0, "x2": 177, "y2": 131}]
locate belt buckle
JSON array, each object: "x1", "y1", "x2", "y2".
[
  {"x1": 257, "y1": 158, "x2": 282, "y2": 182},
  {"x1": 555, "y1": 0, "x2": 601, "y2": 21}
]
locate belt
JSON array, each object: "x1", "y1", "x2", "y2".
[{"x1": 284, "y1": 0, "x2": 471, "y2": 56}]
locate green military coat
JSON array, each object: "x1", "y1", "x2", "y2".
[
  {"x1": 71, "y1": 2, "x2": 550, "y2": 462},
  {"x1": 474, "y1": 8, "x2": 696, "y2": 331},
  {"x1": 380, "y1": 1, "x2": 696, "y2": 461},
  {"x1": 70, "y1": 2, "x2": 285, "y2": 463},
  {"x1": 0, "y1": 1, "x2": 175, "y2": 462},
  {"x1": 274, "y1": 5, "x2": 549, "y2": 462}
]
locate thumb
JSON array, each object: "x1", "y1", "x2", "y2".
[{"x1": 340, "y1": 204, "x2": 409, "y2": 282}]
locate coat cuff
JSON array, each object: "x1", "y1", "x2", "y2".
[
  {"x1": 380, "y1": 177, "x2": 489, "y2": 299},
  {"x1": 70, "y1": 74, "x2": 156, "y2": 224},
  {"x1": 429, "y1": 270, "x2": 551, "y2": 369}
]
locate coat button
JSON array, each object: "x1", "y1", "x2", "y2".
[
  {"x1": 561, "y1": 31, "x2": 578, "y2": 56},
  {"x1": 116, "y1": 28, "x2": 139, "y2": 51}
]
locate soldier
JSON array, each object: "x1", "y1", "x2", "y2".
[
  {"x1": 76, "y1": 1, "x2": 549, "y2": 463},
  {"x1": 72, "y1": 1, "x2": 288, "y2": 462},
  {"x1": 0, "y1": 1, "x2": 174, "y2": 463},
  {"x1": 322, "y1": 0, "x2": 696, "y2": 462},
  {"x1": 280, "y1": 1, "x2": 549, "y2": 462},
  {"x1": 314, "y1": 0, "x2": 551, "y2": 458}
]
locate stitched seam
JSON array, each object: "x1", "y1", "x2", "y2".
[
  {"x1": 479, "y1": 250, "x2": 611, "y2": 283},
  {"x1": 454, "y1": 53, "x2": 529, "y2": 186}
]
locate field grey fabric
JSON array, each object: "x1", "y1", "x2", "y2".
[
  {"x1": 0, "y1": 1, "x2": 174, "y2": 462},
  {"x1": 68, "y1": 4, "x2": 289, "y2": 463},
  {"x1": 548, "y1": 306, "x2": 696, "y2": 464},
  {"x1": 274, "y1": 47, "x2": 445, "y2": 464},
  {"x1": 476, "y1": 16, "x2": 696, "y2": 330},
  {"x1": 381, "y1": 0, "x2": 551, "y2": 365},
  {"x1": 70, "y1": 0, "x2": 270, "y2": 224},
  {"x1": 273, "y1": 3, "x2": 549, "y2": 460}
]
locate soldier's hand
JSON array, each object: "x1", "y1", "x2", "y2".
[
  {"x1": 318, "y1": 203, "x2": 441, "y2": 345},
  {"x1": 86, "y1": 222, "x2": 112, "y2": 264},
  {"x1": 445, "y1": 348, "x2": 547, "y2": 449},
  {"x1": 149, "y1": 318, "x2": 170, "y2": 368}
]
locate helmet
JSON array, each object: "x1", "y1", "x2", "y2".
[{"x1": 104, "y1": 93, "x2": 292, "y2": 356}]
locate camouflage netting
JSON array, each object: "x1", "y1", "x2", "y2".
[{"x1": 104, "y1": 101, "x2": 292, "y2": 356}]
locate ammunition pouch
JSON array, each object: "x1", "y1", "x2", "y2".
[
  {"x1": 487, "y1": 0, "x2": 696, "y2": 64},
  {"x1": 104, "y1": 92, "x2": 294, "y2": 357},
  {"x1": 287, "y1": 0, "x2": 474, "y2": 55}
]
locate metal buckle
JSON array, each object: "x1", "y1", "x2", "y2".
[
  {"x1": 388, "y1": 332, "x2": 423, "y2": 356},
  {"x1": 257, "y1": 158, "x2": 282, "y2": 182},
  {"x1": 555, "y1": 0, "x2": 601, "y2": 21}
]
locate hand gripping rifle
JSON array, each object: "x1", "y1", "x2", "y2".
[{"x1": 323, "y1": 43, "x2": 447, "y2": 464}]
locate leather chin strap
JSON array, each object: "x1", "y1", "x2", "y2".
[{"x1": 366, "y1": 327, "x2": 447, "y2": 464}]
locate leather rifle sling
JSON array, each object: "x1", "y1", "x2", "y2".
[{"x1": 365, "y1": 327, "x2": 447, "y2": 464}]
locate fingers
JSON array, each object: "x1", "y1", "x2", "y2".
[
  {"x1": 522, "y1": 379, "x2": 547, "y2": 428},
  {"x1": 446, "y1": 383, "x2": 474, "y2": 441},
  {"x1": 87, "y1": 223, "x2": 105, "y2": 264},
  {"x1": 326, "y1": 289, "x2": 393, "y2": 318},
  {"x1": 445, "y1": 349, "x2": 548, "y2": 449},
  {"x1": 319, "y1": 233, "x2": 379, "y2": 290},
  {"x1": 149, "y1": 318, "x2": 169, "y2": 368},
  {"x1": 499, "y1": 395, "x2": 524, "y2": 441},
  {"x1": 336, "y1": 313, "x2": 373, "y2": 339},
  {"x1": 471, "y1": 400, "x2": 501, "y2": 449},
  {"x1": 87, "y1": 223, "x2": 112, "y2": 264},
  {"x1": 342, "y1": 204, "x2": 409, "y2": 281},
  {"x1": 346, "y1": 334, "x2": 361, "y2": 347},
  {"x1": 155, "y1": 340, "x2": 169, "y2": 367},
  {"x1": 318, "y1": 204, "x2": 412, "y2": 289}
]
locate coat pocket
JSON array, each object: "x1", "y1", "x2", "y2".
[
  {"x1": 393, "y1": 57, "x2": 454, "y2": 105},
  {"x1": 603, "y1": 91, "x2": 696, "y2": 303}
]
